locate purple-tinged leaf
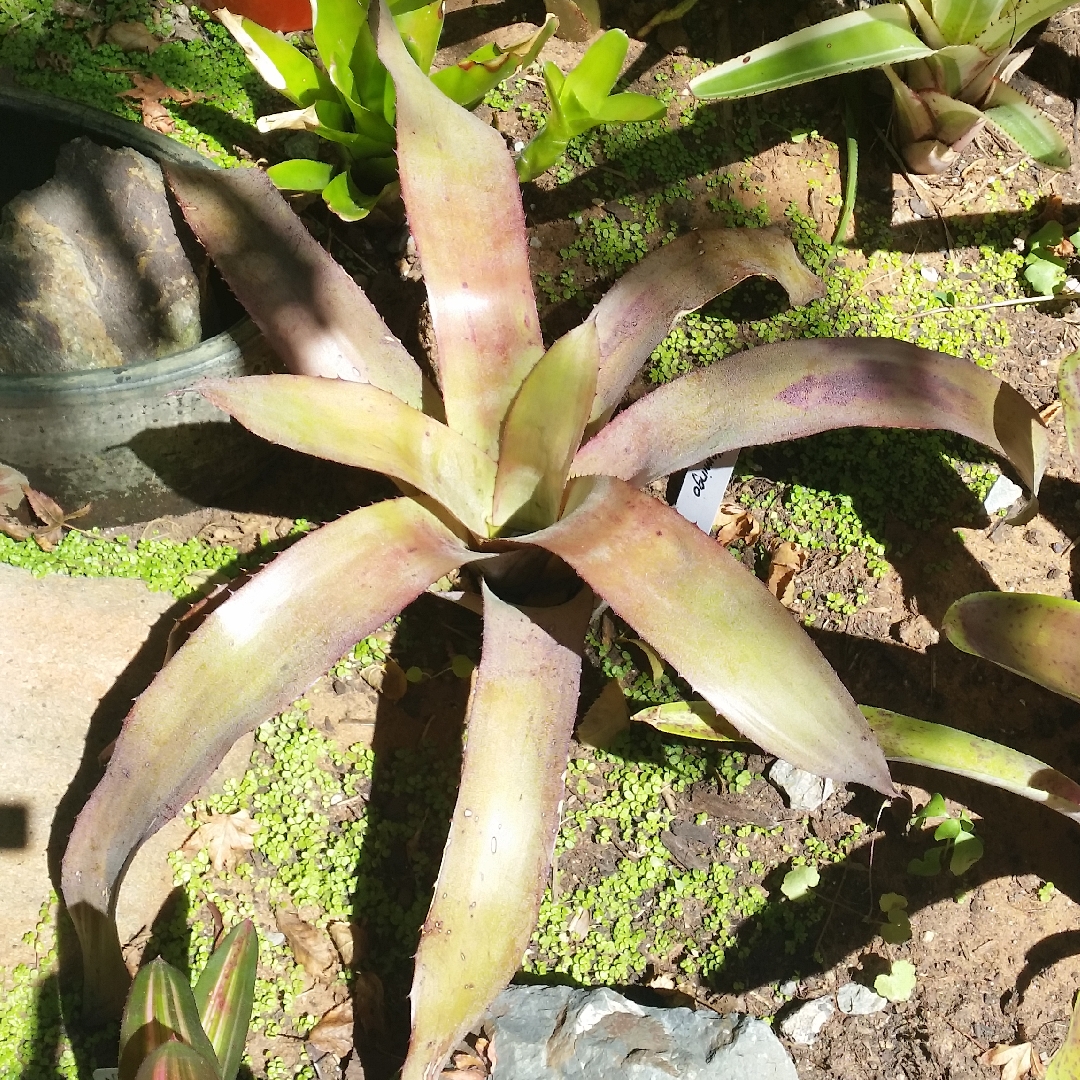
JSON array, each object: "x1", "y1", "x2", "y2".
[
  {"x1": 573, "y1": 338, "x2": 1048, "y2": 493},
  {"x1": 586, "y1": 228, "x2": 824, "y2": 427},
  {"x1": 119, "y1": 958, "x2": 218, "y2": 1080},
  {"x1": 862, "y1": 707, "x2": 1080, "y2": 825},
  {"x1": 1060, "y1": 347, "x2": 1080, "y2": 460},
  {"x1": 63, "y1": 499, "x2": 484, "y2": 1022},
  {"x1": 374, "y1": 0, "x2": 544, "y2": 458},
  {"x1": 164, "y1": 163, "x2": 423, "y2": 405},
  {"x1": 402, "y1": 583, "x2": 592, "y2": 1079},
  {"x1": 530, "y1": 476, "x2": 892, "y2": 792},
  {"x1": 944, "y1": 592, "x2": 1080, "y2": 704},
  {"x1": 134, "y1": 1043, "x2": 222, "y2": 1080},
  {"x1": 192, "y1": 921, "x2": 257, "y2": 1080},
  {"x1": 491, "y1": 322, "x2": 599, "y2": 534},
  {"x1": 198, "y1": 375, "x2": 496, "y2": 535}
]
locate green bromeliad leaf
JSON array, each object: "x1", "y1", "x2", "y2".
[
  {"x1": 264, "y1": 158, "x2": 335, "y2": 193},
  {"x1": 218, "y1": 9, "x2": 336, "y2": 107},
  {"x1": 983, "y1": 80, "x2": 1071, "y2": 170},
  {"x1": 1059, "y1": 347, "x2": 1080, "y2": 459},
  {"x1": 401, "y1": 585, "x2": 592, "y2": 1079},
  {"x1": 192, "y1": 921, "x2": 258, "y2": 1080},
  {"x1": 944, "y1": 592, "x2": 1080, "y2": 704},
  {"x1": 689, "y1": 5, "x2": 932, "y2": 100},
  {"x1": 532, "y1": 476, "x2": 893, "y2": 792},
  {"x1": 931, "y1": 0, "x2": 1008, "y2": 46}
]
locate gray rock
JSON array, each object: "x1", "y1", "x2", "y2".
[
  {"x1": 779, "y1": 996, "x2": 834, "y2": 1045},
  {"x1": 983, "y1": 473, "x2": 1023, "y2": 515},
  {"x1": 768, "y1": 758, "x2": 834, "y2": 811},
  {"x1": 0, "y1": 137, "x2": 201, "y2": 374},
  {"x1": 837, "y1": 982, "x2": 888, "y2": 1016},
  {"x1": 485, "y1": 984, "x2": 797, "y2": 1080}
]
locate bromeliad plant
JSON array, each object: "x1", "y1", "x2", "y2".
[
  {"x1": 117, "y1": 920, "x2": 257, "y2": 1080},
  {"x1": 62, "y1": 2, "x2": 1050, "y2": 1074},
  {"x1": 222, "y1": 0, "x2": 663, "y2": 219},
  {"x1": 689, "y1": 1, "x2": 1076, "y2": 174}
]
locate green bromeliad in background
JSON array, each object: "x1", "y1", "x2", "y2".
[
  {"x1": 690, "y1": 0, "x2": 1076, "y2": 174},
  {"x1": 220, "y1": 0, "x2": 663, "y2": 219}
]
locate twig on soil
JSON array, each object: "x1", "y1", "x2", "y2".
[{"x1": 895, "y1": 294, "x2": 1057, "y2": 323}]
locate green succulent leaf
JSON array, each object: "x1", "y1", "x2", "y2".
[
  {"x1": 516, "y1": 30, "x2": 667, "y2": 181},
  {"x1": 218, "y1": 9, "x2": 335, "y2": 107},
  {"x1": 62, "y1": 499, "x2": 484, "y2": 1021},
  {"x1": 491, "y1": 321, "x2": 599, "y2": 534},
  {"x1": 119, "y1": 958, "x2": 219, "y2": 1080},
  {"x1": 402, "y1": 584, "x2": 592, "y2": 1080},
  {"x1": 375, "y1": 0, "x2": 545, "y2": 459},
  {"x1": 573, "y1": 338, "x2": 1048, "y2": 495},
  {"x1": 192, "y1": 921, "x2": 258, "y2": 1080},
  {"x1": 944, "y1": 592, "x2": 1080, "y2": 705},
  {"x1": 1059, "y1": 347, "x2": 1080, "y2": 460},
  {"x1": 932, "y1": 0, "x2": 1008, "y2": 45},
  {"x1": 862, "y1": 706, "x2": 1080, "y2": 823},
  {"x1": 531, "y1": 476, "x2": 892, "y2": 792},
  {"x1": 134, "y1": 1043, "x2": 222, "y2": 1080},
  {"x1": 264, "y1": 158, "x2": 336, "y2": 193},
  {"x1": 1047, "y1": 981, "x2": 1080, "y2": 1077},
  {"x1": 391, "y1": 0, "x2": 443, "y2": 73},
  {"x1": 974, "y1": 0, "x2": 1078, "y2": 53},
  {"x1": 689, "y1": 5, "x2": 932, "y2": 101},
  {"x1": 949, "y1": 829, "x2": 985, "y2": 874},
  {"x1": 431, "y1": 17, "x2": 557, "y2": 108},
  {"x1": 983, "y1": 81, "x2": 1071, "y2": 170},
  {"x1": 920, "y1": 89, "x2": 984, "y2": 144},
  {"x1": 585, "y1": 228, "x2": 824, "y2": 428},
  {"x1": 321, "y1": 168, "x2": 386, "y2": 221},
  {"x1": 198, "y1": 375, "x2": 497, "y2": 536},
  {"x1": 313, "y1": 0, "x2": 378, "y2": 112},
  {"x1": 165, "y1": 163, "x2": 423, "y2": 403},
  {"x1": 631, "y1": 699, "x2": 745, "y2": 742}
]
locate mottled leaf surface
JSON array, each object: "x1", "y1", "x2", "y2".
[
  {"x1": 165, "y1": 163, "x2": 422, "y2": 403},
  {"x1": 403, "y1": 584, "x2": 592, "y2": 1079},
  {"x1": 1060, "y1": 347, "x2": 1080, "y2": 459},
  {"x1": 944, "y1": 591, "x2": 1080, "y2": 703},
  {"x1": 375, "y1": 0, "x2": 543, "y2": 458},
  {"x1": 134, "y1": 1043, "x2": 222, "y2": 1080},
  {"x1": 63, "y1": 499, "x2": 483, "y2": 1013},
  {"x1": 586, "y1": 228, "x2": 824, "y2": 426},
  {"x1": 574, "y1": 338, "x2": 1048, "y2": 492},
  {"x1": 199, "y1": 375, "x2": 496, "y2": 535},
  {"x1": 531, "y1": 476, "x2": 892, "y2": 791}
]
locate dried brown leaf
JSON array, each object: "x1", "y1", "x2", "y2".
[
  {"x1": 713, "y1": 503, "x2": 761, "y2": 546},
  {"x1": 1, "y1": 486, "x2": 90, "y2": 550},
  {"x1": 352, "y1": 971, "x2": 386, "y2": 1040},
  {"x1": 276, "y1": 909, "x2": 338, "y2": 979},
  {"x1": 307, "y1": 1001, "x2": 354, "y2": 1058},
  {"x1": 105, "y1": 20, "x2": 162, "y2": 51},
  {"x1": 766, "y1": 541, "x2": 806, "y2": 607},
  {"x1": 181, "y1": 809, "x2": 259, "y2": 873},
  {"x1": 117, "y1": 72, "x2": 202, "y2": 131},
  {"x1": 575, "y1": 679, "x2": 629, "y2": 750},
  {"x1": 360, "y1": 659, "x2": 407, "y2": 701},
  {"x1": 979, "y1": 1041, "x2": 1045, "y2": 1080},
  {"x1": 0, "y1": 464, "x2": 28, "y2": 513},
  {"x1": 327, "y1": 920, "x2": 368, "y2": 968}
]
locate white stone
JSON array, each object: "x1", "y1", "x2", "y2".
[
  {"x1": 779, "y1": 997, "x2": 834, "y2": 1044},
  {"x1": 983, "y1": 473, "x2": 1023, "y2": 515},
  {"x1": 837, "y1": 982, "x2": 888, "y2": 1015},
  {"x1": 769, "y1": 759, "x2": 834, "y2": 811}
]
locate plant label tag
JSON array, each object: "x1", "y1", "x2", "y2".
[{"x1": 674, "y1": 448, "x2": 739, "y2": 533}]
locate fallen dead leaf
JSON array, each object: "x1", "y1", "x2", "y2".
[
  {"x1": 979, "y1": 1041, "x2": 1045, "y2": 1080},
  {"x1": 86, "y1": 23, "x2": 105, "y2": 45},
  {"x1": 352, "y1": 971, "x2": 387, "y2": 1041},
  {"x1": 117, "y1": 72, "x2": 203, "y2": 133},
  {"x1": 181, "y1": 809, "x2": 259, "y2": 873},
  {"x1": 327, "y1": 920, "x2": 369, "y2": 968},
  {"x1": 360, "y1": 658, "x2": 407, "y2": 701},
  {"x1": 307, "y1": 1001, "x2": 354, "y2": 1058},
  {"x1": 713, "y1": 503, "x2": 761, "y2": 546},
  {"x1": 276, "y1": 909, "x2": 338, "y2": 979},
  {"x1": 53, "y1": 0, "x2": 101, "y2": 18},
  {"x1": 105, "y1": 20, "x2": 162, "y2": 51},
  {"x1": 575, "y1": 679, "x2": 629, "y2": 750},
  {"x1": 0, "y1": 464, "x2": 28, "y2": 513},
  {"x1": 567, "y1": 907, "x2": 592, "y2": 939},
  {"x1": 0, "y1": 486, "x2": 90, "y2": 551},
  {"x1": 765, "y1": 541, "x2": 806, "y2": 607}
]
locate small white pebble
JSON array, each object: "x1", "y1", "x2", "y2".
[
  {"x1": 1046, "y1": 94, "x2": 1055, "y2": 104},
  {"x1": 513, "y1": 140, "x2": 525, "y2": 152},
  {"x1": 329, "y1": 792, "x2": 344, "y2": 805},
  {"x1": 922, "y1": 930, "x2": 935, "y2": 943},
  {"x1": 266, "y1": 931, "x2": 286, "y2": 946},
  {"x1": 463, "y1": 808, "x2": 473, "y2": 817},
  {"x1": 1013, "y1": 236, "x2": 1026, "y2": 252},
  {"x1": 681, "y1": 87, "x2": 690, "y2": 96},
  {"x1": 920, "y1": 265, "x2": 940, "y2": 283},
  {"x1": 529, "y1": 236, "x2": 542, "y2": 248}
]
